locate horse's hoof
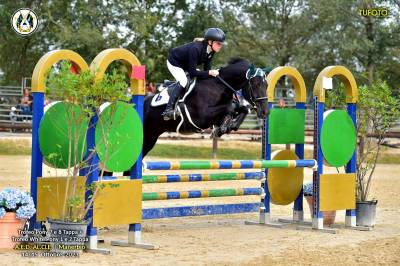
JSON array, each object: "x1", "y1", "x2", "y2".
[
  {"x1": 163, "y1": 113, "x2": 174, "y2": 121},
  {"x1": 216, "y1": 130, "x2": 224, "y2": 138},
  {"x1": 162, "y1": 108, "x2": 175, "y2": 121},
  {"x1": 211, "y1": 128, "x2": 221, "y2": 138}
]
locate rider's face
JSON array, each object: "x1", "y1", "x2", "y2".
[{"x1": 210, "y1": 41, "x2": 223, "y2": 52}]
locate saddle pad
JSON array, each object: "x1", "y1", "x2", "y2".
[
  {"x1": 151, "y1": 79, "x2": 197, "y2": 107},
  {"x1": 151, "y1": 88, "x2": 170, "y2": 107}
]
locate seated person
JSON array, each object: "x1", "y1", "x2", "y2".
[
  {"x1": 146, "y1": 82, "x2": 155, "y2": 96},
  {"x1": 19, "y1": 88, "x2": 33, "y2": 119},
  {"x1": 9, "y1": 106, "x2": 18, "y2": 122}
]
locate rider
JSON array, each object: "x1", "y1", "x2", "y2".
[{"x1": 162, "y1": 28, "x2": 225, "y2": 120}]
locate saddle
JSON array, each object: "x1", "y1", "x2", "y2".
[{"x1": 151, "y1": 78, "x2": 197, "y2": 107}]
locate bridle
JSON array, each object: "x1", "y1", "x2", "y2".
[
  {"x1": 244, "y1": 68, "x2": 268, "y2": 109},
  {"x1": 216, "y1": 66, "x2": 268, "y2": 110}
]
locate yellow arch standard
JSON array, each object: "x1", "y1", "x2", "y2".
[
  {"x1": 86, "y1": 48, "x2": 145, "y2": 227},
  {"x1": 266, "y1": 66, "x2": 307, "y2": 103},
  {"x1": 32, "y1": 50, "x2": 89, "y2": 93},
  {"x1": 32, "y1": 48, "x2": 145, "y2": 238},
  {"x1": 313, "y1": 66, "x2": 358, "y2": 103},
  {"x1": 90, "y1": 48, "x2": 145, "y2": 95}
]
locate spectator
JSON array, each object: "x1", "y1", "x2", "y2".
[
  {"x1": 9, "y1": 106, "x2": 18, "y2": 123},
  {"x1": 146, "y1": 82, "x2": 155, "y2": 96},
  {"x1": 148, "y1": 82, "x2": 155, "y2": 94},
  {"x1": 19, "y1": 88, "x2": 33, "y2": 120}
]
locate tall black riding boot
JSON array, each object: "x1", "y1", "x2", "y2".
[{"x1": 162, "y1": 83, "x2": 185, "y2": 121}]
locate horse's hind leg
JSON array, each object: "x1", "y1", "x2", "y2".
[{"x1": 142, "y1": 131, "x2": 161, "y2": 158}]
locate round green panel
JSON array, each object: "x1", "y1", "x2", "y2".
[
  {"x1": 39, "y1": 101, "x2": 88, "y2": 169},
  {"x1": 95, "y1": 102, "x2": 143, "y2": 172},
  {"x1": 321, "y1": 110, "x2": 356, "y2": 167},
  {"x1": 268, "y1": 150, "x2": 303, "y2": 205}
]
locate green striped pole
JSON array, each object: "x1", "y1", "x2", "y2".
[
  {"x1": 142, "y1": 172, "x2": 265, "y2": 183},
  {"x1": 143, "y1": 188, "x2": 263, "y2": 201}
]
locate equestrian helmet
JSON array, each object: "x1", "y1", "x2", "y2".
[{"x1": 204, "y1": 28, "x2": 225, "y2": 43}]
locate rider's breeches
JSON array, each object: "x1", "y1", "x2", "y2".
[{"x1": 167, "y1": 60, "x2": 188, "y2": 88}]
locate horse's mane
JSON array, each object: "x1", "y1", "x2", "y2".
[
  {"x1": 227, "y1": 57, "x2": 250, "y2": 65},
  {"x1": 219, "y1": 57, "x2": 250, "y2": 81}
]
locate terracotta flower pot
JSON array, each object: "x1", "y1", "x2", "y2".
[
  {"x1": 0, "y1": 212, "x2": 27, "y2": 249},
  {"x1": 305, "y1": 196, "x2": 336, "y2": 226}
]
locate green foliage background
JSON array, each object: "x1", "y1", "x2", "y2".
[{"x1": 0, "y1": 0, "x2": 399, "y2": 97}]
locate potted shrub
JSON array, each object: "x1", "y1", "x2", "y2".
[
  {"x1": 326, "y1": 81, "x2": 399, "y2": 227},
  {"x1": 39, "y1": 61, "x2": 130, "y2": 249},
  {"x1": 355, "y1": 81, "x2": 399, "y2": 226},
  {"x1": 0, "y1": 188, "x2": 36, "y2": 249}
]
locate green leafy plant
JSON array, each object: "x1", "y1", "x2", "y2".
[
  {"x1": 45, "y1": 61, "x2": 130, "y2": 222},
  {"x1": 356, "y1": 81, "x2": 399, "y2": 201},
  {"x1": 326, "y1": 81, "x2": 399, "y2": 201}
]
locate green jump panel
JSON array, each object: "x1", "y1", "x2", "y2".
[
  {"x1": 268, "y1": 108, "x2": 305, "y2": 144},
  {"x1": 95, "y1": 102, "x2": 143, "y2": 172},
  {"x1": 39, "y1": 102, "x2": 88, "y2": 169},
  {"x1": 321, "y1": 110, "x2": 356, "y2": 167}
]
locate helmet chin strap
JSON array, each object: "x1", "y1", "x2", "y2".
[{"x1": 208, "y1": 41, "x2": 216, "y2": 52}]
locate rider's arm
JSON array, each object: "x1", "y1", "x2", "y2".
[
  {"x1": 203, "y1": 54, "x2": 213, "y2": 71},
  {"x1": 187, "y1": 46, "x2": 209, "y2": 79}
]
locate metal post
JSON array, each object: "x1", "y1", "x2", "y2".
[{"x1": 29, "y1": 92, "x2": 44, "y2": 229}]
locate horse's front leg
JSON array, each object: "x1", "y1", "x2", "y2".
[
  {"x1": 211, "y1": 105, "x2": 250, "y2": 138},
  {"x1": 230, "y1": 105, "x2": 250, "y2": 131},
  {"x1": 211, "y1": 114, "x2": 234, "y2": 138}
]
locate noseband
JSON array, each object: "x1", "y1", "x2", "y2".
[{"x1": 244, "y1": 68, "x2": 268, "y2": 109}]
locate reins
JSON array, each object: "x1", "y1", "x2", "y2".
[{"x1": 216, "y1": 66, "x2": 267, "y2": 109}]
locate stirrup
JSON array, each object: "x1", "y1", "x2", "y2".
[{"x1": 162, "y1": 108, "x2": 174, "y2": 121}]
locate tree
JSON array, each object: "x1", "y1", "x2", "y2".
[
  {"x1": 356, "y1": 81, "x2": 399, "y2": 201},
  {"x1": 0, "y1": 1, "x2": 51, "y2": 85},
  {"x1": 1, "y1": 0, "x2": 399, "y2": 96}
]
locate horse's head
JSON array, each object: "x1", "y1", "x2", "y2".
[{"x1": 242, "y1": 64, "x2": 269, "y2": 119}]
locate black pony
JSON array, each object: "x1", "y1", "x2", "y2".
[{"x1": 142, "y1": 58, "x2": 269, "y2": 157}]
